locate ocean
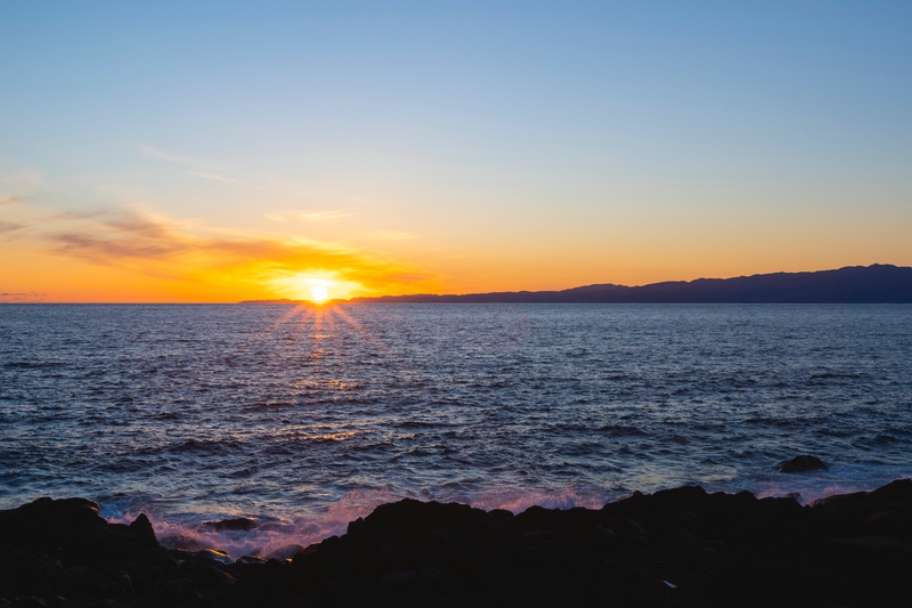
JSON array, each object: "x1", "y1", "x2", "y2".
[{"x1": 1, "y1": 303, "x2": 911, "y2": 557}]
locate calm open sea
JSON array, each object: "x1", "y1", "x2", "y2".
[{"x1": 2, "y1": 303, "x2": 911, "y2": 556}]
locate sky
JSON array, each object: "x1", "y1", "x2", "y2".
[{"x1": 1, "y1": 1, "x2": 910, "y2": 302}]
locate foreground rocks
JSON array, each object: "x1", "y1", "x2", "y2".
[{"x1": 3, "y1": 480, "x2": 912, "y2": 607}]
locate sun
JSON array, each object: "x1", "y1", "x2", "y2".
[
  {"x1": 269, "y1": 271, "x2": 362, "y2": 303},
  {"x1": 294, "y1": 277, "x2": 333, "y2": 304},
  {"x1": 309, "y1": 282, "x2": 330, "y2": 304}
]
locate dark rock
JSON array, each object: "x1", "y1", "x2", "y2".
[
  {"x1": 179, "y1": 558, "x2": 236, "y2": 586},
  {"x1": 128, "y1": 513, "x2": 157, "y2": 547},
  {"x1": 0, "y1": 497, "x2": 105, "y2": 550},
  {"x1": 157, "y1": 577, "x2": 201, "y2": 605},
  {"x1": 202, "y1": 517, "x2": 257, "y2": 531},
  {"x1": 381, "y1": 569, "x2": 417, "y2": 586},
  {"x1": 778, "y1": 454, "x2": 828, "y2": 473},
  {"x1": 265, "y1": 544, "x2": 306, "y2": 560},
  {"x1": 10, "y1": 598, "x2": 48, "y2": 608}
]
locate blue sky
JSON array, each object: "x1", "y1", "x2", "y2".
[{"x1": 1, "y1": 1, "x2": 911, "y2": 300}]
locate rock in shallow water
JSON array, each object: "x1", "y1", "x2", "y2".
[
  {"x1": 202, "y1": 517, "x2": 258, "y2": 531},
  {"x1": 778, "y1": 454, "x2": 828, "y2": 473}
]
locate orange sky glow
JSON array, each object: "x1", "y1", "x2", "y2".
[{"x1": 1, "y1": 198, "x2": 909, "y2": 303}]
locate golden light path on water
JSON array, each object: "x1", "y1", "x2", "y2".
[{"x1": 269, "y1": 299, "x2": 384, "y2": 353}]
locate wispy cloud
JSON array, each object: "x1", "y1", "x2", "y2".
[
  {"x1": 0, "y1": 221, "x2": 25, "y2": 235},
  {"x1": 0, "y1": 169, "x2": 42, "y2": 205},
  {"x1": 265, "y1": 209, "x2": 353, "y2": 223},
  {"x1": 0, "y1": 170, "x2": 42, "y2": 190},
  {"x1": 52, "y1": 231, "x2": 185, "y2": 261},
  {"x1": 0, "y1": 291, "x2": 46, "y2": 302},
  {"x1": 103, "y1": 214, "x2": 173, "y2": 239},
  {"x1": 371, "y1": 230, "x2": 417, "y2": 241},
  {"x1": 50, "y1": 212, "x2": 199, "y2": 263},
  {"x1": 189, "y1": 170, "x2": 238, "y2": 184},
  {"x1": 137, "y1": 145, "x2": 193, "y2": 165},
  {"x1": 138, "y1": 144, "x2": 238, "y2": 184},
  {"x1": 47, "y1": 209, "x2": 108, "y2": 221}
]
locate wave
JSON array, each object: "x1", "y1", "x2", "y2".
[
  {"x1": 807, "y1": 371, "x2": 869, "y2": 385},
  {"x1": 100, "y1": 469, "x2": 912, "y2": 561},
  {"x1": 598, "y1": 424, "x2": 649, "y2": 437},
  {"x1": 106, "y1": 489, "x2": 402, "y2": 560},
  {"x1": 108, "y1": 487, "x2": 613, "y2": 560},
  {"x1": 2, "y1": 359, "x2": 67, "y2": 369},
  {"x1": 144, "y1": 437, "x2": 247, "y2": 456}
]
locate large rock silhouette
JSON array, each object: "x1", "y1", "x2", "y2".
[{"x1": 3, "y1": 481, "x2": 912, "y2": 606}]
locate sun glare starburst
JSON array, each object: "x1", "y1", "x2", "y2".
[
  {"x1": 268, "y1": 272, "x2": 360, "y2": 304},
  {"x1": 309, "y1": 282, "x2": 330, "y2": 304}
]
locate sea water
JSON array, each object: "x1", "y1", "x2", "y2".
[{"x1": 2, "y1": 303, "x2": 910, "y2": 556}]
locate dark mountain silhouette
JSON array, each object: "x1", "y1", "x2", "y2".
[{"x1": 348, "y1": 264, "x2": 912, "y2": 303}]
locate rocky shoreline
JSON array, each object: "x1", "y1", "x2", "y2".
[{"x1": 3, "y1": 479, "x2": 912, "y2": 607}]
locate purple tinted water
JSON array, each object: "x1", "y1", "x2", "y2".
[{"x1": 1, "y1": 303, "x2": 911, "y2": 556}]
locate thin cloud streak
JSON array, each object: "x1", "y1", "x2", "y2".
[
  {"x1": 0, "y1": 170, "x2": 42, "y2": 197},
  {"x1": 0, "y1": 221, "x2": 26, "y2": 235},
  {"x1": 265, "y1": 209, "x2": 353, "y2": 223},
  {"x1": 0, "y1": 291, "x2": 46, "y2": 302},
  {"x1": 138, "y1": 144, "x2": 238, "y2": 184},
  {"x1": 52, "y1": 232, "x2": 186, "y2": 262},
  {"x1": 47, "y1": 209, "x2": 109, "y2": 221},
  {"x1": 371, "y1": 230, "x2": 417, "y2": 242},
  {"x1": 189, "y1": 171, "x2": 239, "y2": 184},
  {"x1": 103, "y1": 215, "x2": 174, "y2": 239},
  {"x1": 137, "y1": 144, "x2": 198, "y2": 166}
]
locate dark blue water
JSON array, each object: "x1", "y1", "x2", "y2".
[{"x1": 2, "y1": 303, "x2": 911, "y2": 557}]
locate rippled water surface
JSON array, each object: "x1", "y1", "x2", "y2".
[{"x1": 2, "y1": 303, "x2": 911, "y2": 556}]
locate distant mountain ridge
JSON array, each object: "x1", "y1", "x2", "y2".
[{"x1": 346, "y1": 264, "x2": 912, "y2": 303}]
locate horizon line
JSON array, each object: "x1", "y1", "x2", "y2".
[{"x1": 1, "y1": 263, "x2": 907, "y2": 305}]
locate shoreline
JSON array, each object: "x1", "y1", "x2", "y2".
[
  {"x1": 102, "y1": 471, "x2": 907, "y2": 562},
  {"x1": 3, "y1": 478, "x2": 912, "y2": 606}
]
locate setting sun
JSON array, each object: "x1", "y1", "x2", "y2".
[
  {"x1": 309, "y1": 282, "x2": 329, "y2": 304},
  {"x1": 267, "y1": 271, "x2": 362, "y2": 303}
]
